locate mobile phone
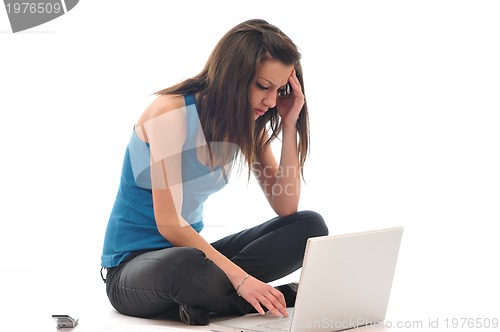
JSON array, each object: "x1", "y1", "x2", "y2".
[
  {"x1": 52, "y1": 315, "x2": 79, "y2": 329},
  {"x1": 278, "y1": 83, "x2": 291, "y2": 96}
]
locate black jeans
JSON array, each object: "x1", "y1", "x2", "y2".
[{"x1": 104, "y1": 210, "x2": 328, "y2": 318}]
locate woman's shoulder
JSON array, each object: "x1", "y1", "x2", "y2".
[
  {"x1": 134, "y1": 93, "x2": 189, "y2": 143},
  {"x1": 136, "y1": 94, "x2": 186, "y2": 127}
]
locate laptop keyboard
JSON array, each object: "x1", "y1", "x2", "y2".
[{"x1": 257, "y1": 319, "x2": 292, "y2": 331}]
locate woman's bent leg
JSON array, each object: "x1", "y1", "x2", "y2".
[
  {"x1": 105, "y1": 247, "x2": 252, "y2": 319},
  {"x1": 105, "y1": 210, "x2": 328, "y2": 320},
  {"x1": 211, "y1": 210, "x2": 328, "y2": 282}
]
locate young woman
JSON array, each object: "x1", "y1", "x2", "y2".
[{"x1": 101, "y1": 19, "x2": 328, "y2": 326}]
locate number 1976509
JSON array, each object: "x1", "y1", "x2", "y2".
[{"x1": 6, "y1": 2, "x2": 63, "y2": 14}]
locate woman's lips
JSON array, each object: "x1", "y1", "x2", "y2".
[{"x1": 254, "y1": 108, "x2": 266, "y2": 116}]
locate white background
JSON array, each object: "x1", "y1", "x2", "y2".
[{"x1": 1, "y1": 0, "x2": 499, "y2": 328}]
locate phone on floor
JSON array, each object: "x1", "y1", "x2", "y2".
[{"x1": 52, "y1": 315, "x2": 79, "y2": 329}]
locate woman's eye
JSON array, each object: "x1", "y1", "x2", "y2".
[{"x1": 257, "y1": 83, "x2": 268, "y2": 90}]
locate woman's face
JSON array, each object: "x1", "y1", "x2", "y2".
[{"x1": 250, "y1": 59, "x2": 294, "y2": 120}]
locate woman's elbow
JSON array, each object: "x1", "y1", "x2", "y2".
[
  {"x1": 273, "y1": 201, "x2": 299, "y2": 217},
  {"x1": 157, "y1": 223, "x2": 190, "y2": 247}
]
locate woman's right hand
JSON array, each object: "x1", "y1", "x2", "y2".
[{"x1": 235, "y1": 275, "x2": 289, "y2": 317}]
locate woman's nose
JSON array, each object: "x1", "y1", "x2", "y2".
[{"x1": 263, "y1": 93, "x2": 276, "y2": 108}]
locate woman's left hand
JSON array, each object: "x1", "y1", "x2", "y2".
[{"x1": 276, "y1": 69, "x2": 305, "y2": 129}]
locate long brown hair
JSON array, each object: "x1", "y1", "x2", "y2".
[{"x1": 155, "y1": 19, "x2": 309, "y2": 178}]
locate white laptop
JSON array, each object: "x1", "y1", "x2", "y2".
[{"x1": 210, "y1": 227, "x2": 403, "y2": 332}]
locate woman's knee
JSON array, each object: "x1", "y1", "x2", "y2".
[
  {"x1": 295, "y1": 210, "x2": 329, "y2": 237},
  {"x1": 152, "y1": 247, "x2": 208, "y2": 267},
  {"x1": 118, "y1": 247, "x2": 209, "y2": 288}
]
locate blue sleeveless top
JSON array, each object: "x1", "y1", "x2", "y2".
[{"x1": 101, "y1": 94, "x2": 229, "y2": 267}]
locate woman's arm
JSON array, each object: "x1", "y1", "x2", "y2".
[
  {"x1": 253, "y1": 70, "x2": 305, "y2": 216},
  {"x1": 252, "y1": 129, "x2": 300, "y2": 216}
]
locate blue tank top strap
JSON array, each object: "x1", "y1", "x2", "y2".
[
  {"x1": 184, "y1": 94, "x2": 196, "y2": 107},
  {"x1": 183, "y1": 94, "x2": 199, "y2": 150}
]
